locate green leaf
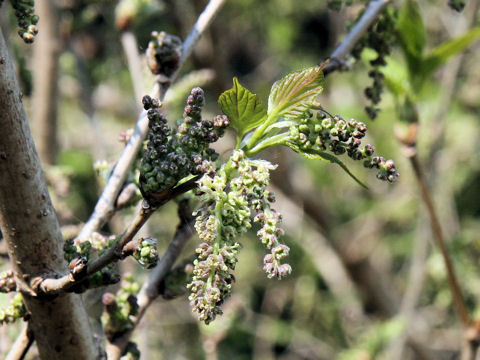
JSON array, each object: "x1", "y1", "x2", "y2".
[
  {"x1": 218, "y1": 77, "x2": 267, "y2": 139},
  {"x1": 267, "y1": 65, "x2": 325, "y2": 120},
  {"x1": 381, "y1": 56, "x2": 410, "y2": 97},
  {"x1": 284, "y1": 142, "x2": 368, "y2": 189},
  {"x1": 396, "y1": 0, "x2": 426, "y2": 58},
  {"x1": 396, "y1": 0, "x2": 426, "y2": 88},
  {"x1": 422, "y1": 28, "x2": 480, "y2": 76}
]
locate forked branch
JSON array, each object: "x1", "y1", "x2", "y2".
[{"x1": 76, "y1": 0, "x2": 227, "y2": 242}]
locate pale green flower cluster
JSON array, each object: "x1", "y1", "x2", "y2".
[
  {"x1": 188, "y1": 150, "x2": 290, "y2": 324},
  {"x1": 0, "y1": 294, "x2": 26, "y2": 325}
]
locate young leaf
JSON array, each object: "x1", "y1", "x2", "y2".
[
  {"x1": 396, "y1": 0, "x2": 426, "y2": 86},
  {"x1": 380, "y1": 56, "x2": 410, "y2": 97},
  {"x1": 218, "y1": 77, "x2": 267, "y2": 139},
  {"x1": 396, "y1": 0, "x2": 426, "y2": 58},
  {"x1": 285, "y1": 142, "x2": 368, "y2": 189},
  {"x1": 421, "y1": 27, "x2": 480, "y2": 76},
  {"x1": 267, "y1": 65, "x2": 325, "y2": 121}
]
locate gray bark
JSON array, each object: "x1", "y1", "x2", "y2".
[{"x1": 0, "y1": 27, "x2": 98, "y2": 359}]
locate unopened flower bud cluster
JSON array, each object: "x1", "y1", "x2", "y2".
[
  {"x1": 9, "y1": 0, "x2": 39, "y2": 43},
  {"x1": 132, "y1": 237, "x2": 158, "y2": 269},
  {"x1": 146, "y1": 31, "x2": 182, "y2": 76},
  {"x1": 101, "y1": 274, "x2": 139, "y2": 341},
  {"x1": 289, "y1": 111, "x2": 399, "y2": 183},
  {"x1": 350, "y1": 7, "x2": 397, "y2": 119},
  {"x1": 0, "y1": 270, "x2": 16, "y2": 293},
  {"x1": 140, "y1": 87, "x2": 229, "y2": 194},
  {"x1": 63, "y1": 233, "x2": 120, "y2": 289},
  {"x1": 0, "y1": 294, "x2": 26, "y2": 325},
  {"x1": 188, "y1": 150, "x2": 290, "y2": 324}
]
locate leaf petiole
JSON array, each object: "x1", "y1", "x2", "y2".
[{"x1": 245, "y1": 132, "x2": 291, "y2": 157}]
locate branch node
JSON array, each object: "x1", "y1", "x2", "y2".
[{"x1": 69, "y1": 257, "x2": 88, "y2": 281}]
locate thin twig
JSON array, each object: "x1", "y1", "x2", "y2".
[
  {"x1": 76, "y1": 0, "x2": 227, "y2": 242},
  {"x1": 121, "y1": 31, "x2": 145, "y2": 105},
  {"x1": 38, "y1": 202, "x2": 155, "y2": 295},
  {"x1": 5, "y1": 323, "x2": 34, "y2": 360},
  {"x1": 138, "y1": 200, "x2": 195, "y2": 309},
  {"x1": 105, "y1": 201, "x2": 195, "y2": 360},
  {"x1": 387, "y1": 213, "x2": 430, "y2": 360},
  {"x1": 323, "y1": 0, "x2": 391, "y2": 75},
  {"x1": 409, "y1": 153, "x2": 470, "y2": 327},
  {"x1": 396, "y1": 104, "x2": 470, "y2": 329},
  {"x1": 39, "y1": 177, "x2": 199, "y2": 295},
  {"x1": 390, "y1": 5, "x2": 480, "y2": 358},
  {"x1": 321, "y1": 0, "x2": 470, "y2": 341},
  {"x1": 179, "y1": 0, "x2": 227, "y2": 67}
]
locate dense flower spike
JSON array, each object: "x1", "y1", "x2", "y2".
[
  {"x1": 350, "y1": 6, "x2": 397, "y2": 119},
  {"x1": 146, "y1": 31, "x2": 183, "y2": 76},
  {"x1": 288, "y1": 110, "x2": 399, "y2": 183},
  {"x1": 9, "y1": 0, "x2": 39, "y2": 43},
  {"x1": 188, "y1": 150, "x2": 290, "y2": 324},
  {"x1": 255, "y1": 207, "x2": 291, "y2": 279},
  {"x1": 139, "y1": 88, "x2": 229, "y2": 196}
]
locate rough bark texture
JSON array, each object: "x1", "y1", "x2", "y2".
[
  {"x1": 31, "y1": 0, "x2": 61, "y2": 165},
  {"x1": 0, "y1": 29, "x2": 97, "y2": 359}
]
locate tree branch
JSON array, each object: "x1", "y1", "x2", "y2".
[
  {"x1": 120, "y1": 30, "x2": 145, "y2": 105},
  {"x1": 138, "y1": 200, "x2": 195, "y2": 308},
  {"x1": 105, "y1": 201, "x2": 195, "y2": 360},
  {"x1": 76, "y1": 0, "x2": 227, "y2": 242},
  {"x1": 409, "y1": 152, "x2": 470, "y2": 327},
  {"x1": 5, "y1": 323, "x2": 34, "y2": 360},
  {"x1": 0, "y1": 27, "x2": 98, "y2": 359},
  {"x1": 397, "y1": 114, "x2": 470, "y2": 351},
  {"x1": 38, "y1": 176, "x2": 199, "y2": 295},
  {"x1": 323, "y1": 0, "x2": 391, "y2": 76},
  {"x1": 179, "y1": 0, "x2": 226, "y2": 66}
]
